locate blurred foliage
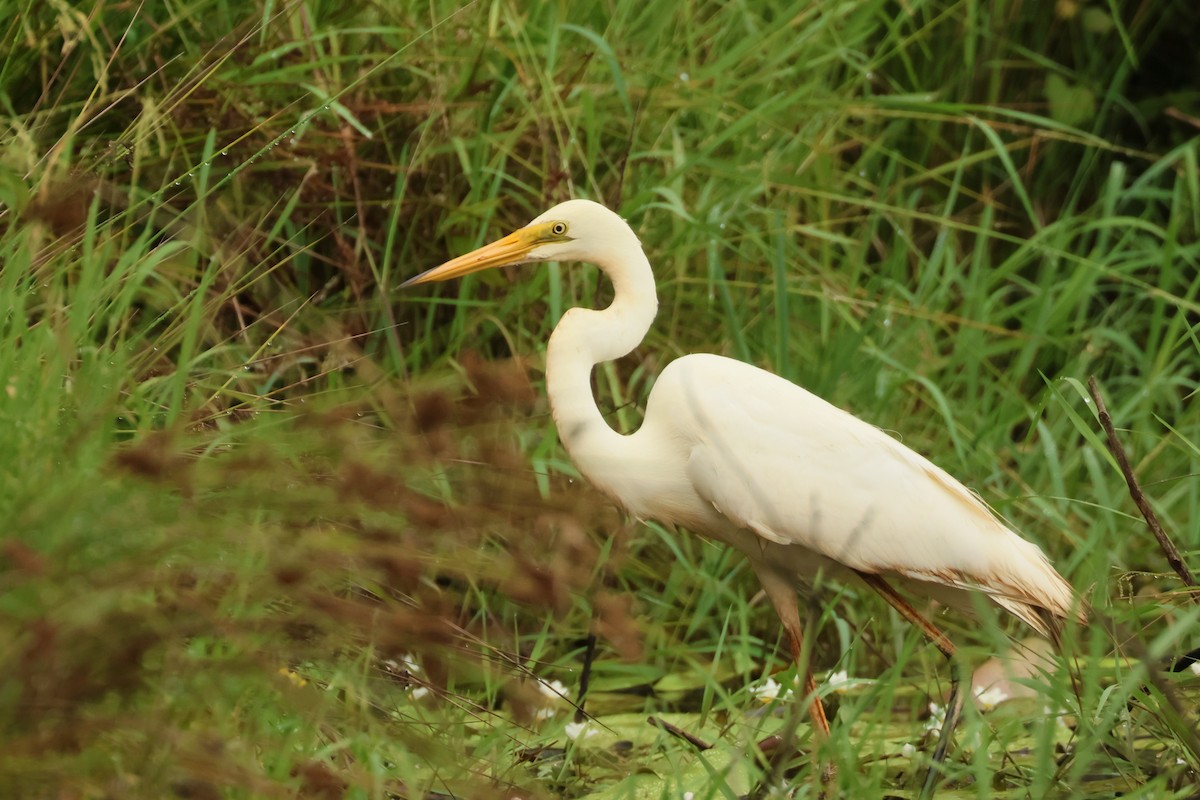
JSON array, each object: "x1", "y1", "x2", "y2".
[{"x1": 1, "y1": 0, "x2": 1198, "y2": 797}]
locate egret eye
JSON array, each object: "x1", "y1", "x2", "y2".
[{"x1": 551, "y1": 222, "x2": 567, "y2": 235}]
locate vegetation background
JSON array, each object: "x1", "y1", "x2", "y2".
[{"x1": 2, "y1": 0, "x2": 1198, "y2": 797}]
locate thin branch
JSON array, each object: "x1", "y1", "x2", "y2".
[
  {"x1": 647, "y1": 716, "x2": 712, "y2": 751},
  {"x1": 1087, "y1": 376, "x2": 1198, "y2": 598},
  {"x1": 574, "y1": 633, "x2": 597, "y2": 724},
  {"x1": 1104, "y1": 613, "x2": 1200, "y2": 764}
]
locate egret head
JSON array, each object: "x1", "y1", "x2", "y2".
[{"x1": 403, "y1": 199, "x2": 635, "y2": 287}]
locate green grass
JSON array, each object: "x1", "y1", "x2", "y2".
[{"x1": 2, "y1": 0, "x2": 1199, "y2": 797}]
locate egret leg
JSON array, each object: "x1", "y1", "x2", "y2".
[
  {"x1": 855, "y1": 572, "x2": 962, "y2": 798},
  {"x1": 923, "y1": 660, "x2": 965, "y2": 798},
  {"x1": 755, "y1": 568, "x2": 837, "y2": 788}
]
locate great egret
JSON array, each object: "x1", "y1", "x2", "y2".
[{"x1": 404, "y1": 199, "x2": 1082, "y2": 788}]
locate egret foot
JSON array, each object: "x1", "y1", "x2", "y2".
[
  {"x1": 818, "y1": 758, "x2": 838, "y2": 795},
  {"x1": 751, "y1": 727, "x2": 837, "y2": 799}
]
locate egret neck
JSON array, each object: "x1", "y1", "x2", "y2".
[{"x1": 544, "y1": 222, "x2": 658, "y2": 487}]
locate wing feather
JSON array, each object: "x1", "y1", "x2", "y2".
[{"x1": 652, "y1": 353, "x2": 1077, "y2": 622}]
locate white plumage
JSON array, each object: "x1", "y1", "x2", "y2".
[{"x1": 405, "y1": 198, "x2": 1082, "y2": 779}]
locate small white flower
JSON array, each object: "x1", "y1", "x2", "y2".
[
  {"x1": 565, "y1": 720, "x2": 597, "y2": 740},
  {"x1": 537, "y1": 679, "x2": 569, "y2": 700},
  {"x1": 973, "y1": 684, "x2": 1008, "y2": 711},
  {"x1": 819, "y1": 669, "x2": 875, "y2": 694},
  {"x1": 683, "y1": 793, "x2": 695, "y2": 800},
  {"x1": 900, "y1": 742, "x2": 917, "y2": 759},
  {"x1": 925, "y1": 702, "x2": 945, "y2": 735},
  {"x1": 750, "y1": 677, "x2": 794, "y2": 702},
  {"x1": 399, "y1": 653, "x2": 420, "y2": 673},
  {"x1": 826, "y1": 670, "x2": 849, "y2": 689},
  {"x1": 411, "y1": 686, "x2": 430, "y2": 700},
  {"x1": 1190, "y1": 662, "x2": 1200, "y2": 677}
]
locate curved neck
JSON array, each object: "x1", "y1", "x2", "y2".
[{"x1": 545, "y1": 236, "x2": 658, "y2": 470}]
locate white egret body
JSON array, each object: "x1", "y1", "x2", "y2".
[{"x1": 405, "y1": 199, "x2": 1082, "y2": 782}]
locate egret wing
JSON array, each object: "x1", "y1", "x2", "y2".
[{"x1": 658, "y1": 354, "x2": 1072, "y2": 617}]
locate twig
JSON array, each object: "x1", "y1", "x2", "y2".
[
  {"x1": 647, "y1": 716, "x2": 712, "y2": 751},
  {"x1": 1103, "y1": 613, "x2": 1200, "y2": 763},
  {"x1": 1087, "y1": 376, "x2": 1198, "y2": 598},
  {"x1": 574, "y1": 633, "x2": 597, "y2": 724},
  {"x1": 1165, "y1": 106, "x2": 1200, "y2": 131}
]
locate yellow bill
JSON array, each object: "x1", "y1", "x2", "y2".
[{"x1": 401, "y1": 227, "x2": 539, "y2": 288}]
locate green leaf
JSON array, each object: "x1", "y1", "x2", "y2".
[
  {"x1": 1044, "y1": 73, "x2": 1096, "y2": 128},
  {"x1": 1082, "y1": 7, "x2": 1114, "y2": 35}
]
